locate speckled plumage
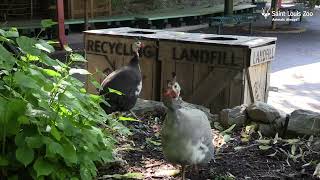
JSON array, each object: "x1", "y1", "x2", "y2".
[
  {"x1": 99, "y1": 52, "x2": 142, "y2": 114},
  {"x1": 161, "y1": 99, "x2": 215, "y2": 166}
]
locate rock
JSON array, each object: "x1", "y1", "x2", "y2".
[
  {"x1": 132, "y1": 98, "x2": 166, "y2": 115},
  {"x1": 247, "y1": 101, "x2": 285, "y2": 123},
  {"x1": 258, "y1": 115, "x2": 289, "y2": 137},
  {"x1": 287, "y1": 109, "x2": 320, "y2": 136},
  {"x1": 219, "y1": 105, "x2": 248, "y2": 128},
  {"x1": 258, "y1": 123, "x2": 278, "y2": 137},
  {"x1": 132, "y1": 98, "x2": 218, "y2": 123}
]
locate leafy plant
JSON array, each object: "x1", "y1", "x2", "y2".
[{"x1": 0, "y1": 22, "x2": 129, "y2": 179}]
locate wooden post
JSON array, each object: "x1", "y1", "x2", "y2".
[
  {"x1": 224, "y1": 0, "x2": 233, "y2": 15},
  {"x1": 57, "y1": 0, "x2": 67, "y2": 46},
  {"x1": 84, "y1": 0, "x2": 89, "y2": 30},
  {"x1": 271, "y1": 0, "x2": 277, "y2": 30}
]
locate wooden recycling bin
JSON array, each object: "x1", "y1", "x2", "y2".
[
  {"x1": 85, "y1": 27, "x2": 276, "y2": 113},
  {"x1": 84, "y1": 28, "x2": 161, "y2": 100},
  {"x1": 157, "y1": 31, "x2": 276, "y2": 113}
]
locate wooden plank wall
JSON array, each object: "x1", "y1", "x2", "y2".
[
  {"x1": 84, "y1": 34, "x2": 158, "y2": 100},
  {"x1": 68, "y1": 0, "x2": 111, "y2": 19}
]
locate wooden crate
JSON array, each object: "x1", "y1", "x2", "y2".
[
  {"x1": 84, "y1": 28, "x2": 161, "y2": 100},
  {"x1": 68, "y1": 0, "x2": 112, "y2": 19},
  {"x1": 157, "y1": 32, "x2": 276, "y2": 113}
]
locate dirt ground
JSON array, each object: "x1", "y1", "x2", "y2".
[{"x1": 98, "y1": 110, "x2": 319, "y2": 180}]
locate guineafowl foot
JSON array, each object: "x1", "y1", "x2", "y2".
[
  {"x1": 181, "y1": 165, "x2": 186, "y2": 180},
  {"x1": 129, "y1": 110, "x2": 140, "y2": 120},
  {"x1": 193, "y1": 165, "x2": 199, "y2": 174}
]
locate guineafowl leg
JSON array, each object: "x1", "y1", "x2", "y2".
[
  {"x1": 129, "y1": 110, "x2": 139, "y2": 120},
  {"x1": 181, "y1": 165, "x2": 186, "y2": 180},
  {"x1": 193, "y1": 164, "x2": 199, "y2": 174}
]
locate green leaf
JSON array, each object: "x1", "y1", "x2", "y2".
[
  {"x1": 70, "y1": 53, "x2": 87, "y2": 62},
  {"x1": 47, "y1": 141, "x2": 63, "y2": 156},
  {"x1": 62, "y1": 143, "x2": 77, "y2": 164},
  {"x1": 16, "y1": 36, "x2": 41, "y2": 55},
  {"x1": 4, "y1": 28, "x2": 19, "y2": 38},
  {"x1": 41, "y1": 19, "x2": 57, "y2": 28},
  {"x1": 39, "y1": 53, "x2": 59, "y2": 67},
  {"x1": 80, "y1": 165, "x2": 92, "y2": 180},
  {"x1": 146, "y1": 138, "x2": 161, "y2": 146},
  {"x1": 258, "y1": 145, "x2": 272, "y2": 150},
  {"x1": 108, "y1": 88, "x2": 124, "y2": 95},
  {"x1": 0, "y1": 44, "x2": 17, "y2": 70},
  {"x1": 118, "y1": 116, "x2": 141, "y2": 122},
  {"x1": 69, "y1": 68, "x2": 91, "y2": 75},
  {"x1": 26, "y1": 136, "x2": 43, "y2": 148},
  {"x1": 222, "y1": 124, "x2": 236, "y2": 134},
  {"x1": 4, "y1": 99, "x2": 27, "y2": 135},
  {"x1": 223, "y1": 134, "x2": 231, "y2": 142},
  {"x1": 16, "y1": 146, "x2": 34, "y2": 166},
  {"x1": 101, "y1": 172, "x2": 144, "y2": 179},
  {"x1": 284, "y1": 139, "x2": 300, "y2": 144},
  {"x1": 35, "y1": 40, "x2": 55, "y2": 53},
  {"x1": 255, "y1": 139, "x2": 271, "y2": 145},
  {"x1": 18, "y1": 115, "x2": 30, "y2": 124},
  {"x1": 42, "y1": 69, "x2": 61, "y2": 77},
  {"x1": 15, "y1": 132, "x2": 26, "y2": 147},
  {"x1": 50, "y1": 126, "x2": 61, "y2": 141},
  {"x1": 33, "y1": 158, "x2": 54, "y2": 177},
  {"x1": 0, "y1": 155, "x2": 9, "y2": 166},
  {"x1": 91, "y1": 79, "x2": 102, "y2": 90},
  {"x1": 63, "y1": 45, "x2": 73, "y2": 52},
  {"x1": 99, "y1": 150, "x2": 114, "y2": 163},
  {"x1": 0, "y1": 29, "x2": 5, "y2": 36},
  {"x1": 14, "y1": 71, "x2": 39, "y2": 89},
  {"x1": 26, "y1": 53, "x2": 40, "y2": 61},
  {"x1": 291, "y1": 144, "x2": 296, "y2": 155},
  {"x1": 0, "y1": 36, "x2": 15, "y2": 43}
]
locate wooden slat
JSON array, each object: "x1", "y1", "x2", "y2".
[
  {"x1": 160, "y1": 61, "x2": 175, "y2": 100},
  {"x1": 193, "y1": 64, "x2": 211, "y2": 96},
  {"x1": 90, "y1": 0, "x2": 94, "y2": 18},
  {"x1": 139, "y1": 59, "x2": 154, "y2": 99},
  {"x1": 176, "y1": 62, "x2": 194, "y2": 99},
  {"x1": 108, "y1": 0, "x2": 112, "y2": 16},
  {"x1": 245, "y1": 68, "x2": 255, "y2": 103},
  {"x1": 187, "y1": 68, "x2": 241, "y2": 106},
  {"x1": 228, "y1": 72, "x2": 244, "y2": 107},
  {"x1": 246, "y1": 62, "x2": 269, "y2": 103},
  {"x1": 264, "y1": 61, "x2": 271, "y2": 102}
]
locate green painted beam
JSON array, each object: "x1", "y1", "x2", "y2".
[{"x1": 136, "y1": 4, "x2": 256, "y2": 20}]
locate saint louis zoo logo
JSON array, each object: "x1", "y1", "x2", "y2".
[
  {"x1": 261, "y1": 7, "x2": 271, "y2": 19},
  {"x1": 261, "y1": 7, "x2": 314, "y2": 22}
]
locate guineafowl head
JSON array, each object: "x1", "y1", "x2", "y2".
[
  {"x1": 132, "y1": 41, "x2": 143, "y2": 56},
  {"x1": 164, "y1": 72, "x2": 181, "y2": 100}
]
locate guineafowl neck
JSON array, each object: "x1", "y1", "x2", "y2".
[
  {"x1": 128, "y1": 53, "x2": 139, "y2": 67},
  {"x1": 163, "y1": 98, "x2": 181, "y2": 111}
]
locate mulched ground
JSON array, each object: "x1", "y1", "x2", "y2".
[{"x1": 97, "y1": 109, "x2": 319, "y2": 180}]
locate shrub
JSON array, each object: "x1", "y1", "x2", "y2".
[{"x1": 0, "y1": 26, "x2": 129, "y2": 179}]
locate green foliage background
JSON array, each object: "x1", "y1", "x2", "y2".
[{"x1": 0, "y1": 22, "x2": 129, "y2": 179}]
